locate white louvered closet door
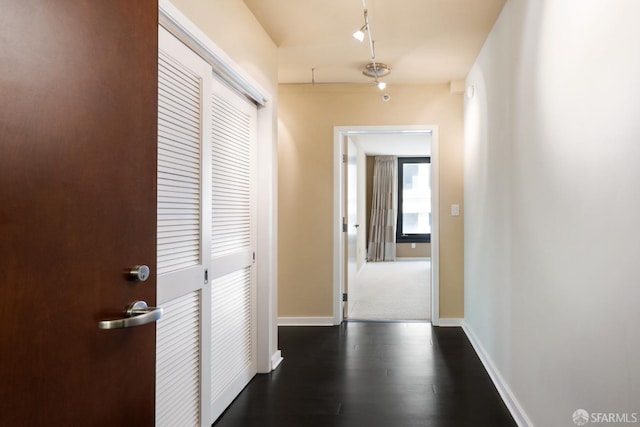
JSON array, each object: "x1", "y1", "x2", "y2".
[
  {"x1": 156, "y1": 26, "x2": 212, "y2": 427},
  {"x1": 208, "y1": 78, "x2": 258, "y2": 422}
]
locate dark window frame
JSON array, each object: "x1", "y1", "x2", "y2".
[{"x1": 396, "y1": 157, "x2": 431, "y2": 244}]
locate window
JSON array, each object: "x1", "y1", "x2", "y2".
[{"x1": 397, "y1": 157, "x2": 431, "y2": 243}]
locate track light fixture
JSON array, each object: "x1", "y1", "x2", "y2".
[
  {"x1": 353, "y1": 0, "x2": 389, "y2": 91},
  {"x1": 362, "y1": 62, "x2": 391, "y2": 78},
  {"x1": 353, "y1": 8, "x2": 368, "y2": 42},
  {"x1": 353, "y1": 24, "x2": 366, "y2": 42}
]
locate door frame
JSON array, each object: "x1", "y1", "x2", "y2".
[
  {"x1": 333, "y1": 125, "x2": 441, "y2": 325},
  {"x1": 159, "y1": 0, "x2": 279, "y2": 373}
]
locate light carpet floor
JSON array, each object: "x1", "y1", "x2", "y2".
[{"x1": 348, "y1": 259, "x2": 431, "y2": 321}]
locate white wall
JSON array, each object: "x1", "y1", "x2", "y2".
[{"x1": 464, "y1": 1, "x2": 640, "y2": 425}]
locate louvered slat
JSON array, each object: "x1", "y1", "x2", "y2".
[
  {"x1": 156, "y1": 291, "x2": 201, "y2": 427},
  {"x1": 158, "y1": 50, "x2": 202, "y2": 275},
  {"x1": 210, "y1": 95, "x2": 252, "y2": 257},
  {"x1": 210, "y1": 268, "x2": 252, "y2": 401}
]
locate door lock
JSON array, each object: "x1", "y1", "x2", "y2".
[{"x1": 128, "y1": 265, "x2": 150, "y2": 282}]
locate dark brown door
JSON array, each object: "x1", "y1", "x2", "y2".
[{"x1": 0, "y1": 1, "x2": 158, "y2": 425}]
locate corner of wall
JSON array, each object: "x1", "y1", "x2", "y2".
[{"x1": 462, "y1": 322, "x2": 533, "y2": 427}]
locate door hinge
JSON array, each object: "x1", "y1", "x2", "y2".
[
  {"x1": 253, "y1": 251, "x2": 256, "y2": 263},
  {"x1": 342, "y1": 154, "x2": 348, "y2": 163},
  {"x1": 204, "y1": 269, "x2": 208, "y2": 284},
  {"x1": 343, "y1": 293, "x2": 348, "y2": 302}
]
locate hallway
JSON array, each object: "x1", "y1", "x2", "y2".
[{"x1": 213, "y1": 322, "x2": 516, "y2": 427}]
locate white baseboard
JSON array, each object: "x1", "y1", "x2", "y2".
[
  {"x1": 278, "y1": 317, "x2": 336, "y2": 326},
  {"x1": 270, "y1": 350, "x2": 283, "y2": 370},
  {"x1": 433, "y1": 317, "x2": 463, "y2": 327},
  {"x1": 462, "y1": 322, "x2": 533, "y2": 427}
]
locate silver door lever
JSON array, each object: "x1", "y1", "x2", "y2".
[{"x1": 98, "y1": 301, "x2": 163, "y2": 330}]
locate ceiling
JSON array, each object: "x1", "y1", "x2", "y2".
[{"x1": 243, "y1": 0, "x2": 506, "y2": 85}]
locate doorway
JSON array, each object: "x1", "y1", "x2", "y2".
[
  {"x1": 349, "y1": 259, "x2": 431, "y2": 320},
  {"x1": 333, "y1": 126, "x2": 441, "y2": 325}
]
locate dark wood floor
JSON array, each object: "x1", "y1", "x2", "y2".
[{"x1": 213, "y1": 322, "x2": 517, "y2": 427}]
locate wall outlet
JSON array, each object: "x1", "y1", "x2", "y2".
[
  {"x1": 451, "y1": 204, "x2": 460, "y2": 216},
  {"x1": 411, "y1": 243, "x2": 416, "y2": 249}
]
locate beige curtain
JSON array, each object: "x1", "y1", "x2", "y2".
[{"x1": 367, "y1": 156, "x2": 397, "y2": 262}]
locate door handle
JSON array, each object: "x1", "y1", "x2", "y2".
[{"x1": 98, "y1": 301, "x2": 163, "y2": 330}]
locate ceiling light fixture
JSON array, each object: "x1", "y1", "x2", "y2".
[
  {"x1": 352, "y1": 8, "x2": 368, "y2": 42},
  {"x1": 354, "y1": 0, "x2": 389, "y2": 91},
  {"x1": 352, "y1": 24, "x2": 367, "y2": 42},
  {"x1": 363, "y1": 62, "x2": 391, "y2": 79}
]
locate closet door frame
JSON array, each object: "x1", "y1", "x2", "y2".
[
  {"x1": 157, "y1": 25, "x2": 213, "y2": 427},
  {"x1": 159, "y1": 0, "x2": 276, "y2": 375},
  {"x1": 158, "y1": 0, "x2": 279, "y2": 418}
]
